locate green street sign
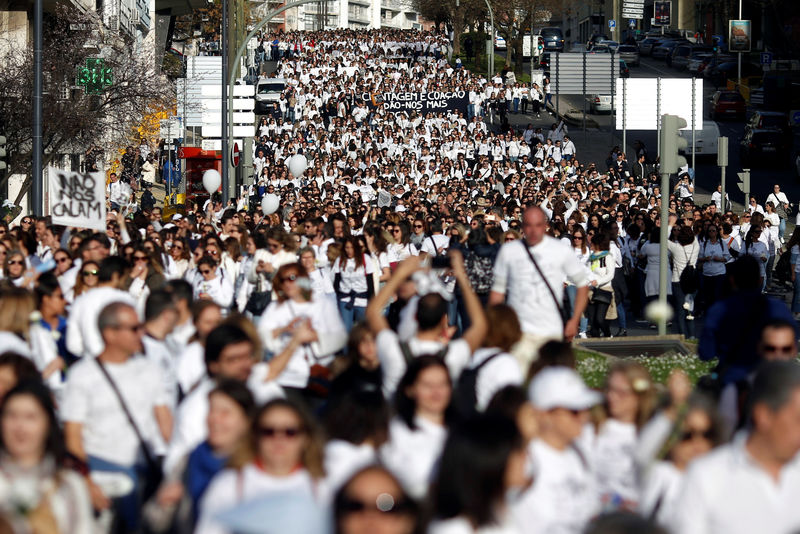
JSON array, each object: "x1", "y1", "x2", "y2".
[{"x1": 77, "y1": 58, "x2": 113, "y2": 95}]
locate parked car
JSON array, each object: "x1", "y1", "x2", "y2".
[
  {"x1": 671, "y1": 45, "x2": 712, "y2": 70},
  {"x1": 617, "y1": 45, "x2": 640, "y2": 67},
  {"x1": 255, "y1": 78, "x2": 287, "y2": 112},
  {"x1": 747, "y1": 111, "x2": 790, "y2": 136},
  {"x1": 540, "y1": 27, "x2": 565, "y2": 52},
  {"x1": 652, "y1": 40, "x2": 687, "y2": 60},
  {"x1": 586, "y1": 34, "x2": 609, "y2": 50},
  {"x1": 704, "y1": 61, "x2": 762, "y2": 86},
  {"x1": 695, "y1": 54, "x2": 735, "y2": 76},
  {"x1": 589, "y1": 43, "x2": 610, "y2": 53},
  {"x1": 597, "y1": 40, "x2": 620, "y2": 52},
  {"x1": 586, "y1": 94, "x2": 612, "y2": 113},
  {"x1": 686, "y1": 53, "x2": 714, "y2": 74},
  {"x1": 678, "y1": 120, "x2": 722, "y2": 157},
  {"x1": 709, "y1": 90, "x2": 746, "y2": 120},
  {"x1": 638, "y1": 37, "x2": 661, "y2": 56},
  {"x1": 740, "y1": 128, "x2": 791, "y2": 166}
]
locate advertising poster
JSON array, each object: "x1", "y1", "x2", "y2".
[{"x1": 729, "y1": 20, "x2": 752, "y2": 52}]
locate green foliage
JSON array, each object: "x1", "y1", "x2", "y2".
[{"x1": 575, "y1": 349, "x2": 717, "y2": 390}]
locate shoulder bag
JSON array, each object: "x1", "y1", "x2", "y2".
[
  {"x1": 95, "y1": 359, "x2": 163, "y2": 502},
  {"x1": 520, "y1": 239, "x2": 571, "y2": 326}
]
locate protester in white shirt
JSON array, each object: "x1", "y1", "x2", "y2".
[
  {"x1": 670, "y1": 361, "x2": 800, "y2": 534},
  {"x1": 511, "y1": 367, "x2": 602, "y2": 534},
  {"x1": 62, "y1": 302, "x2": 171, "y2": 530},
  {"x1": 193, "y1": 256, "x2": 234, "y2": 309},
  {"x1": 490, "y1": 206, "x2": 589, "y2": 368}
]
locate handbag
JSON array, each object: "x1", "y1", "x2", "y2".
[
  {"x1": 591, "y1": 288, "x2": 613, "y2": 304},
  {"x1": 245, "y1": 291, "x2": 271, "y2": 316},
  {"x1": 520, "y1": 239, "x2": 571, "y2": 327},
  {"x1": 679, "y1": 244, "x2": 699, "y2": 294},
  {"x1": 95, "y1": 359, "x2": 163, "y2": 503}
]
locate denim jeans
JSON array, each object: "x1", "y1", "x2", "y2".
[
  {"x1": 780, "y1": 217, "x2": 787, "y2": 240},
  {"x1": 513, "y1": 97, "x2": 520, "y2": 113},
  {"x1": 671, "y1": 282, "x2": 696, "y2": 338},
  {"x1": 565, "y1": 284, "x2": 588, "y2": 333},
  {"x1": 338, "y1": 300, "x2": 366, "y2": 331}
]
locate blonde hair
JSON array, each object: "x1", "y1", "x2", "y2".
[
  {"x1": 0, "y1": 286, "x2": 35, "y2": 339},
  {"x1": 230, "y1": 399, "x2": 325, "y2": 480},
  {"x1": 605, "y1": 360, "x2": 658, "y2": 430}
]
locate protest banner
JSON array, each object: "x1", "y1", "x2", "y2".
[
  {"x1": 48, "y1": 167, "x2": 106, "y2": 231},
  {"x1": 363, "y1": 91, "x2": 469, "y2": 115}
]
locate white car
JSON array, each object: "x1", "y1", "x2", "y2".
[{"x1": 587, "y1": 94, "x2": 613, "y2": 113}]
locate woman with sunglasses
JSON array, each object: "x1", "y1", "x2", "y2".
[
  {"x1": 2, "y1": 249, "x2": 32, "y2": 288},
  {"x1": 129, "y1": 244, "x2": 167, "y2": 306},
  {"x1": 567, "y1": 229, "x2": 591, "y2": 338},
  {"x1": 381, "y1": 356, "x2": 454, "y2": 500},
  {"x1": 334, "y1": 466, "x2": 420, "y2": 534},
  {"x1": 194, "y1": 255, "x2": 234, "y2": 309},
  {"x1": 72, "y1": 260, "x2": 100, "y2": 298},
  {"x1": 257, "y1": 262, "x2": 345, "y2": 398},
  {"x1": 637, "y1": 375, "x2": 725, "y2": 524},
  {"x1": 247, "y1": 228, "x2": 298, "y2": 307},
  {"x1": 169, "y1": 238, "x2": 191, "y2": 279},
  {"x1": 0, "y1": 381, "x2": 94, "y2": 532},
  {"x1": 195, "y1": 399, "x2": 326, "y2": 534}
]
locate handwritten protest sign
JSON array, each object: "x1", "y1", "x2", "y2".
[
  {"x1": 48, "y1": 167, "x2": 106, "y2": 231},
  {"x1": 362, "y1": 91, "x2": 469, "y2": 115}
]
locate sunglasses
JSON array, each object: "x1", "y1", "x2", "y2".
[
  {"x1": 8, "y1": 260, "x2": 24, "y2": 266},
  {"x1": 337, "y1": 496, "x2": 412, "y2": 516},
  {"x1": 55, "y1": 257, "x2": 70, "y2": 263},
  {"x1": 414, "y1": 224, "x2": 423, "y2": 229},
  {"x1": 281, "y1": 274, "x2": 299, "y2": 283},
  {"x1": 762, "y1": 344, "x2": 795, "y2": 354},
  {"x1": 257, "y1": 426, "x2": 304, "y2": 438},
  {"x1": 680, "y1": 428, "x2": 714, "y2": 442},
  {"x1": 134, "y1": 255, "x2": 148, "y2": 261},
  {"x1": 207, "y1": 249, "x2": 219, "y2": 255},
  {"x1": 82, "y1": 269, "x2": 98, "y2": 276},
  {"x1": 113, "y1": 323, "x2": 143, "y2": 333},
  {"x1": 21, "y1": 219, "x2": 32, "y2": 225}
]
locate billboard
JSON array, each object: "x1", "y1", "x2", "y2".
[
  {"x1": 654, "y1": 1, "x2": 671, "y2": 26},
  {"x1": 729, "y1": 20, "x2": 752, "y2": 53},
  {"x1": 615, "y1": 78, "x2": 703, "y2": 131},
  {"x1": 362, "y1": 91, "x2": 469, "y2": 115}
]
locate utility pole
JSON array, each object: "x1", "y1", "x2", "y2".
[
  {"x1": 32, "y1": 0, "x2": 43, "y2": 215},
  {"x1": 221, "y1": 0, "x2": 230, "y2": 205},
  {"x1": 718, "y1": 136, "x2": 728, "y2": 213}
]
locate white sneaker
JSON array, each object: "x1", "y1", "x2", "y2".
[{"x1": 578, "y1": 332, "x2": 588, "y2": 339}]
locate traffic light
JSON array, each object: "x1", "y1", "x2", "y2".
[
  {"x1": 659, "y1": 114, "x2": 687, "y2": 175},
  {"x1": 737, "y1": 169, "x2": 750, "y2": 194},
  {"x1": 0, "y1": 135, "x2": 6, "y2": 170}
]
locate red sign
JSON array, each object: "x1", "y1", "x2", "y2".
[{"x1": 232, "y1": 143, "x2": 240, "y2": 167}]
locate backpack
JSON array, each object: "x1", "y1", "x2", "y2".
[
  {"x1": 453, "y1": 351, "x2": 503, "y2": 417},
  {"x1": 465, "y1": 250, "x2": 494, "y2": 294},
  {"x1": 399, "y1": 340, "x2": 448, "y2": 366}
]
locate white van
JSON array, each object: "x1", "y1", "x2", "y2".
[{"x1": 678, "y1": 120, "x2": 721, "y2": 157}]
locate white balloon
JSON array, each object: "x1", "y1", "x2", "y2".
[
  {"x1": 261, "y1": 193, "x2": 280, "y2": 216},
  {"x1": 287, "y1": 154, "x2": 307, "y2": 178},
  {"x1": 202, "y1": 169, "x2": 221, "y2": 194}
]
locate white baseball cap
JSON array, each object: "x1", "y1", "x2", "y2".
[{"x1": 528, "y1": 367, "x2": 602, "y2": 411}]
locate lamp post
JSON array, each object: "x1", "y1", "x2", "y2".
[{"x1": 484, "y1": 0, "x2": 495, "y2": 76}]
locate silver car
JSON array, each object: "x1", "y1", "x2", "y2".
[
  {"x1": 255, "y1": 78, "x2": 288, "y2": 113},
  {"x1": 617, "y1": 45, "x2": 640, "y2": 67}
]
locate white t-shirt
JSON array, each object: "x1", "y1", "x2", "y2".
[
  {"x1": 421, "y1": 234, "x2": 450, "y2": 256},
  {"x1": 380, "y1": 416, "x2": 448, "y2": 500},
  {"x1": 582, "y1": 419, "x2": 639, "y2": 504},
  {"x1": 61, "y1": 356, "x2": 169, "y2": 466},
  {"x1": 429, "y1": 516, "x2": 521, "y2": 534},
  {"x1": 511, "y1": 439, "x2": 599, "y2": 534},
  {"x1": 332, "y1": 256, "x2": 375, "y2": 308},
  {"x1": 492, "y1": 237, "x2": 588, "y2": 337},
  {"x1": 66, "y1": 287, "x2": 137, "y2": 358},
  {"x1": 470, "y1": 347, "x2": 522, "y2": 411}
]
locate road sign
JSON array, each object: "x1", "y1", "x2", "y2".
[
  {"x1": 232, "y1": 142, "x2": 240, "y2": 167},
  {"x1": 608, "y1": 20, "x2": 616, "y2": 29},
  {"x1": 623, "y1": 11, "x2": 644, "y2": 19},
  {"x1": 760, "y1": 52, "x2": 773, "y2": 65},
  {"x1": 629, "y1": 19, "x2": 637, "y2": 28},
  {"x1": 159, "y1": 117, "x2": 182, "y2": 140},
  {"x1": 792, "y1": 110, "x2": 800, "y2": 126}
]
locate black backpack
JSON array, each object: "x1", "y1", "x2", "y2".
[{"x1": 452, "y1": 351, "x2": 503, "y2": 417}]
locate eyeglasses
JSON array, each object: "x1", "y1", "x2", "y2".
[
  {"x1": 281, "y1": 274, "x2": 298, "y2": 283},
  {"x1": 414, "y1": 224, "x2": 423, "y2": 229},
  {"x1": 257, "y1": 426, "x2": 304, "y2": 439},
  {"x1": 55, "y1": 256, "x2": 70, "y2": 263},
  {"x1": 21, "y1": 219, "x2": 32, "y2": 225},
  {"x1": 134, "y1": 255, "x2": 148, "y2": 262},
  {"x1": 337, "y1": 495, "x2": 412, "y2": 516},
  {"x1": 112, "y1": 323, "x2": 143, "y2": 333},
  {"x1": 8, "y1": 260, "x2": 24, "y2": 266},
  {"x1": 572, "y1": 235, "x2": 583, "y2": 240},
  {"x1": 762, "y1": 344, "x2": 795, "y2": 354},
  {"x1": 82, "y1": 269, "x2": 98, "y2": 276},
  {"x1": 680, "y1": 428, "x2": 714, "y2": 442}
]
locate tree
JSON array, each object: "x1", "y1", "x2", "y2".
[
  {"x1": 0, "y1": 5, "x2": 175, "y2": 203},
  {"x1": 490, "y1": 0, "x2": 566, "y2": 74}
]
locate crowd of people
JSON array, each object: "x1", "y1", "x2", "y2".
[{"x1": 0, "y1": 27, "x2": 799, "y2": 534}]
